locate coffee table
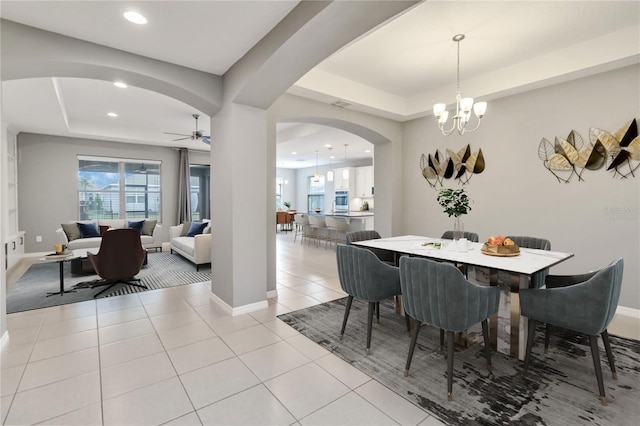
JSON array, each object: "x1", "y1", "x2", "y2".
[{"x1": 39, "y1": 253, "x2": 80, "y2": 296}]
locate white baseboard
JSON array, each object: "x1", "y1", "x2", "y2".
[
  {"x1": 266, "y1": 290, "x2": 278, "y2": 299},
  {"x1": 616, "y1": 305, "x2": 640, "y2": 319},
  {"x1": 209, "y1": 292, "x2": 269, "y2": 316}
]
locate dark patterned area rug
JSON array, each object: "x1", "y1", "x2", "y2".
[
  {"x1": 278, "y1": 298, "x2": 640, "y2": 426},
  {"x1": 7, "y1": 252, "x2": 211, "y2": 314}
]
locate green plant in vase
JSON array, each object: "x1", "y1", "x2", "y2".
[
  {"x1": 437, "y1": 188, "x2": 471, "y2": 240},
  {"x1": 283, "y1": 201, "x2": 291, "y2": 210}
]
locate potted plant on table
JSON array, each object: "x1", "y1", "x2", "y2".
[
  {"x1": 283, "y1": 201, "x2": 291, "y2": 210},
  {"x1": 437, "y1": 188, "x2": 471, "y2": 240}
]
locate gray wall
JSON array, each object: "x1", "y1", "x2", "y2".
[
  {"x1": 401, "y1": 64, "x2": 640, "y2": 309},
  {"x1": 17, "y1": 133, "x2": 210, "y2": 253}
]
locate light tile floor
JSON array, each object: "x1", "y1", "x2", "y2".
[{"x1": 1, "y1": 232, "x2": 442, "y2": 426}]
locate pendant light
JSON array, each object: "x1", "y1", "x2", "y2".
[
  {"x1": 342, "y1": 144, "x2": 349, "y2": 180},
  {"x1": 313, "y1": 150, "x2": 320, "y2": 182},
  {"x1": 327, "y1": 147, "x2": 334, "y2": 182},
  {"x1": 433, "y1": 34, "x2": 487, "y2": 136}
]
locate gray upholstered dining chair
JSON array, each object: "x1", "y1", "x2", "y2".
[
  {"x1": 399, "y1": 256, "x2": 500, "y2": 401},
  {"x1": 440, "y1": 230, "x2": 479, "y2": 242},
  {"x1": 346, "y1": 230, "x2": 396, "y2": 265},
  {"x1": 506, "y1": 235, "x2": 551, "y2": 288},
  {"x1": 336, "y1": 244, "x2": 409, "y2": 355},
  {"x1": 520, "y1": 257, "x2": 623, "y2": 406}
]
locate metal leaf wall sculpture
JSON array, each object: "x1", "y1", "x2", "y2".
[
  {"x1": 419, "y1": 144, "x2": 485, "y2": 187},
  {"x1": 539, "y1": 118, "x2": 638, "y2": 182}
]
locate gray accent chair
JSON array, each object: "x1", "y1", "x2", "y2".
[
  {"x1": 506, "y1": 236, "x2": 551, "y2": 288},
  {"x1": 440, "y1": 230, "x2": 479, "y2": 242},
  {"x1": 336, "y1": 244, "x2": 409, "y2": 355},
  {"x1": 520, "y1": 257, "x2": 623, "y2": 406},
  {"x1": 399, "y1": 256, "x2": 500, "y2": 401},
  {"x1": 346, "y1": 230, "x2": 396, "y2": 265}
]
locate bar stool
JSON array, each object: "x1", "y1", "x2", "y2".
[
  {"x1": 293, "y1": 214, "x2": 309, "y2": 245},
  {"x1": 325, "y1": 216, "x2": 349, "y2": 250},
  {"x1": 307, "y1": 215, "x2": 327, "y2": 247}
]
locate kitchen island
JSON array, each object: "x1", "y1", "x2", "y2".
[{"x1": 308, "y1": 211, "x2": 374, "y2": 231}]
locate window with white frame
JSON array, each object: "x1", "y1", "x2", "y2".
[
  {"x1": 307, "y1": 175, "x2": 325, "y2": 213},
  {"x1": 78, "y1": 156, "x2": 161, "y2": 220}
]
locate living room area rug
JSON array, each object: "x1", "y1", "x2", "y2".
[
  {"x1": 278, "y1": 298, "x2": 640, "y2": 426},
  {"x1": 7, "y1": 252, "x2": 211, "y2": 314}
]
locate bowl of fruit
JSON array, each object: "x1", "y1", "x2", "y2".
[{"x1": 481, "y1": 235, "x2": 520, "y2": 256}]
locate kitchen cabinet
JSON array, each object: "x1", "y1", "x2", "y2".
[
  {"x1": 355, "y1": 166, "x2": 374, "y2": 198},
  {"x1": 334, "y1": 167, "x2": 355, "y2": 190}
]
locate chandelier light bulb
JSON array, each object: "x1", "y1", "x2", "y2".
[{"x1": 433, "y1": 34, "x2": 487, "y2": 136}]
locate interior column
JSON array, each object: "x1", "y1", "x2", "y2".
[{"x1": 210, "y1": 102, "x2": 269, "y2": 313}]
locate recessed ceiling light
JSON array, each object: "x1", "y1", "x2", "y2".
[
  {"x1": 124, "y1": 11, "x2": 147, "y2": 25},
  {"x1": 107, "y1": 112, "x2": 118, "y2": 117},
  {"x1": 114, "y1": 81, "x2": 127, "y2": 88},
  {"x1": 364, "y1": 149, "x2": 371, "y2": 153},
  {"x1": 324, "y1": 144, "x2": 332, "y2": 148},
  {"x1": 291, "y1": 151, "x2": 297, "y2": 155}
]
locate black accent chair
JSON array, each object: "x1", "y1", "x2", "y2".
[
  {"x1": 520, "y1": 258, "x2": 624, "y2": 406},
  {"x1": 336, "y1": 244, "x2": 409, "y2": 355},
  {"x1": 399, "y1": 256, "x2": 499, "y2": 401},
  {"x1": 88, "y1": 228, "x2": 147, "y2": 298}
]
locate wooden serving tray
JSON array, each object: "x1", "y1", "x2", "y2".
[{"x1": 481, "y1": 243, "x2": 520, "y2": 257}]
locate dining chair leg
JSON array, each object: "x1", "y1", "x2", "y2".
[
  {"x1": 601, "y1": 329, "x2": 618, "y2": 379},
  {"x1": 404, "y1": 312, "x2": 411, "y2": 334},
  {"x1": 366, "y1": 302, "x2": 375, "y2": 355},
  {"x1": 447, "y1": 330, "x2": 455, "y2": 401},
  {"x1": 340, "y1": 295, "x2": 353, "y2": 340},
  {"x1": 404, "y1": 317, "x2": 421, "y2": 377},
  {"x1": 523, "y1": 319, "x2": 537, "y2": 376},
  {"x1": 544, "y1": 323, "x2": 552, "y2": 354},
  {"x1": 440, "y1": 328, "x2": 445, "y2": 352},
  {"x1": 375, "y1": 302, "x2": 380, "y2": 324},
  {"x1": 481, "y1": 319, "x2": 492, "y2": 371},
  {"x1": 589, "y1": 334, "x2": 607, "y2": 406}
]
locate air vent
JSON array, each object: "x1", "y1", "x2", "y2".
[{"x1": 331, "y1": 100, "x2": 352, "y2": 108}]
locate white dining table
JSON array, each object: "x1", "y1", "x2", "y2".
[{"x1": 351, "y1": 235, "x2": 574, "y2": 359}]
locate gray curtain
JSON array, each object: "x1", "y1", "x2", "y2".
[{"x1": 177, "y1": 148, "x2": 192, "y2": 224}]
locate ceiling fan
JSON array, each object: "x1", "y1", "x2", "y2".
[{"x1": 164, "y1": 114, "x2": 210, "y2": 144}]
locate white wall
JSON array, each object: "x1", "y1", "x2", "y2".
[
  {"x1": 401, "y1": 64, "x2": 640, "y2": 309},
  {"x1": 16, "y1": 133, "x2": 210, "y2": 253}
]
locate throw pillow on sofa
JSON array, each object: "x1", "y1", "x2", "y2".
[
  {"x1": 61, "y1": 223, "x2": 81, "y2": 241},
  {"x1": 142, "y1": 219, "x2": 157, "y2": 236},
  {"x1": 186, "y1": 221, "x2": 207, "y2": 237},
  {"x1": 77, "y1": 221, "x2": 100, "y2": 238},
  {"x1": 128, "y1": 220, "x2": 145, "y2": 234},
  {"x1": 180, "y1": 221, "x2": 192, "y2": 236}
]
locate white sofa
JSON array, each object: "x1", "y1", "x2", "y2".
[
  {"x1": 56, "y1": 219, "x2": 161, "y2": 251},
  {"x1": 169, "y1": 222, "x2": 212, "y2": 271}
]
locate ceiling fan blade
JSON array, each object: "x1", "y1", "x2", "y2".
[
  {"x1": 164, "y1": 132, "x2": 191, "y2": 137},
  {"x1": 173, "y1": 137, "x2": 191, "y2": 141},
  {"x1": 202, "y1": 136, "x2": 211, "y2": 144}
]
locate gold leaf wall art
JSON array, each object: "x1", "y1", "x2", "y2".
[
  {"x1": 419, "y1": 144, "x2": 485, "y2": 187},
  {"x1": 591, "y1": 119, "x2": 639, "y2": 179},
  {"x1": 539, "y1": 118, "x2": 637, "y2": 182}
]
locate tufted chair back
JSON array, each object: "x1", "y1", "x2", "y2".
[{"x1": 399, "y1": 256, "x2": 499, "y2": 332}]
